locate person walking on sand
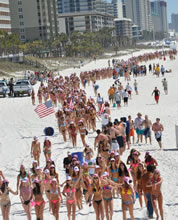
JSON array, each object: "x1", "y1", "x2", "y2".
[
  {"x1": 143, "y1": 115, "x2": 152, "y2": 144},
  {"x1": 152, "y1": 87, "x2": 160, "y2": 104},
  {"x1": 31, "y1": 89, "x2": 35, "y2": 105},
  {"x1": 134, "y1": 113, "x2": 144, "y2": 144},
  {"x1": 31, "y1": 136, "x2": 41, "y2": 166},
  {"x1": 0, "y1": 179, "x2": 18, "y2": 220},
  {"x1": 134, "y1": 80, "x2": 138, "y2": 95},
  {"x1": 162, "y1": 78, "x2": 168, "y2": 95},
  {"x1": 152, "y1": 118, "x2": 164, "y2": 149},
  {"x1": 149, "y1": 170, "x2": 164, "y2": 220}
]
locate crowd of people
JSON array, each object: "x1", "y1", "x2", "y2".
[{"x1": 0, "y1": 49, "x2": 175, "y2": 220}]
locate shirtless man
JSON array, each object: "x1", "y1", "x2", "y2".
[
  {"x1": 152, "y1": 118, "x2": 164, "y2": 149},
  {"x1": 143, "y1": 115, "x2": 152, "y2": 144},
  {"x1": 108, "y1": 122, "x2": 120, "y2": 152},
  {"x1": 128, "y1": 116, "x2": 135, "y2": 144},
  {"x1": 31, "y1": 136, "x2": 41, "y2": 166},
  {"x1": 94, "y1": 129, "x2": 109, "y2": 151},
  {"x1": 114, "y1": 120, "x2": 125, "y2": 155}
]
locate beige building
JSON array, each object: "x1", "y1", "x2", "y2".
[
  {"x1": 114, "y1": 18, "x2": 132, "y2": 38},
  {"x1": 59, "y1": 11, "x2": 115, "y2": 35},
  {"x1": 9, "y1": 0, "x2": 59, "y2": 42},
  {"x1": 0, "y1": 0, "x2": 11, "y2": 33}
]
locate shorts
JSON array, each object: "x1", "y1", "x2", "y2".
[
  {"x1": 116, "y1": 101, "x2": 121, "y2": 105},
  {"x1": 116, "y1": 136, "x2": 124, "y2": 148},
  {"x1": 155, "y1": 134, "x2": 162, "y2": 142},
  {"x1": 129, "y1": 128, "x2": 134, "y2": 137},
  {"x1": 144, "y1": 128, "x2": 151, "y2": 137},
  {"x1": 155, "y1": 95, "x2": 159, "y2": 102},
  {"x1": 109, "y1": 94, "x2": 114, "y2": 100},
  {"x1": 111, "y1": 139, "x2": 119, "y2": 151},
  {"x1": 136, "y1": 128, "x2": 144, "y2": 135},
  {"x1": 124, "y1": 97, "x2": 128, "y2": 103}
]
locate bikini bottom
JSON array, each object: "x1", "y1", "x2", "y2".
[
  {"x1": 94, "y1": 200, "x2": 102, "y2": 205},
  {"x1": 67, "y1": 200, "x2": 75, "y2": 205},
  {"x1": 103, "y1": 197, "x2": 112, "y2": 202}
]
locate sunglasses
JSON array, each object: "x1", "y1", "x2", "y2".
[{"x1": 94, "y1": 177, "x2": 98, "y2": 180}]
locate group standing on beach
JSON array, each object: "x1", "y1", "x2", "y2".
[{"x1": 0, "y1": 49, "x2": 176, "y2": 220}]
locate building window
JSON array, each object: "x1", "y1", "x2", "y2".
[
  {"x1": 19, "y1": 15, "x2": 23, "y2": 19},
  {"x1": 18, "y1": 8, "x2": 23, "y2": 12},
  {"x1": 20, "y1": 28, "x2": 24, "y2": 33},
  {"x1": 18, "y1": 1, "x2": 22, "y2": 5},
  {"x1": 20, "y1": 21, "x2": 24, "y2": 26},
  {"x1": 20, "y1": 35, "x2": 25, "y2": 40}
]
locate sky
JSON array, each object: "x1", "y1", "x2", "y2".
[{"x1": 166, "y1": 0, "x2": 178, "y2": 22}]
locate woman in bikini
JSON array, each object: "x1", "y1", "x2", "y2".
[
  {"x1": 43, "y1": 137, "x2": 52, "y2": 162},
  {"x1": 118, "y1": 162, "x2": 130, "y2": 183},
  {"x1": 136, "y1": 163, "x2": 147, "y2": 209},
  {"x1": 89, "y1": 173, "x2": 104, "y2": 220},
  {"x1": 144, "y1": 152, "x2": 158, "y2": 168},
  {"x1": 59, "y1": 116, "x2": 67, "y2": 142},
  {"x1": 83, "y1": 144, "x2": 94, "y2": 159},
  {"x1": 31, "y1": 89, "x2": 35, "y2": 105},
  {"x1": 78, "y1": 120, "x2": 86, "y2": 146},
  {"x1": 130, "y1": 152, "x2": 140, "y2": 187},
  {"x1": 43, "y1": 169, "x2": 51, "y2": 211},
  {"x1": 50, "y1": 165, "x2": 59, "y2": 184},
  {"x1": 37, "y1": 88, "x2": 43, "y2": 104},
  {"x1": 30, "y1": 160, "x2": 38, "y2": 175},
  {"x1": 17, "y1": 165, "x2": 31, "y2": 192},
  {"x1": 62, "y1": 175, "x2": 81, "y2": 220},
  {"x1": 72, "y1": 166, "x2": 83, "y2": 210},
  {"x1": 109, "y1": 158, "x2": 119, "y2": 198},
  {"x1": 148, "y1": 170, "x2": 164, "y2": 220},
  {"x1": 120, "y1": 176, "x2": 135, "y2": 220},
  {"x1": 81, "y1": 163, "x2": 92, "y2": 204},
  {"x1": 68, "y1": 122, "x2": 77, "y2": 147},
  {"x1": 20, "y1": 178, "x2": 32, "y2": 220},
  {"x1": 49, "y1": 178, "x2": 62, "y2": 220},
  {"x1": 0, "y1": 179, "x2": 18, "y2": 220},
  {"x1": 101, "y1": 172, "x2": 121, "y2": 220},
  {"x1": 32, "y1": 179, "x2": 45, "y2": 220}
]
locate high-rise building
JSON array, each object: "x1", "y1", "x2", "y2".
[
  {"x1": 112, "y1": 0, "x2": 123, "y2": 18},
  {"x1": 58, "y1": 0, "x2": 115, "y2": 34},
  {"x1": 114, "y1": 18, "x2": 132, "y2": 38},
  {"x1": 124, "y1": 0, "x2": 152, "y2": 32},
  {"x1": 171, "y1": 13, "x2": 178, "y2": 33},
  {"x1": 151, "y1": 0, "x2": 168, "y2": 34},
  {"x1": 9, "y1": 0, "x2": 59, "y2": 42},
  {"x1": 0, "y1": 0, "x2": 11, "y2": 33}
]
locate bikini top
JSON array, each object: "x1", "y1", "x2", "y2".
[
  {"x1": 102, "y1": 185, "x2": 112, "y2": 191},
  {"x1": 60, "y1": 122, "x2": 66, "y2": 127},
  {"x1": 66, "y1": 188, "x2": 76, "y2": 196},
  {"x1": 152, "y1": 177, "x2": 161, "y2": 184},
  {"x1": 44, "y1": 179, "x2": 50, "y2": 184},
  {"x1": 50, "y1": 188, "x2": 59, "y2": 195},
  {"x1": 131, "y1": 163, "x2": 139, "y2": 168},
  {"x1": 111, "y1": 168, "x2": 119, "y2": 173},
  {"x1": 121, "y1": 188, "x2": 132, "y2": 196},
  {"x1": 20, "y1": 173, "x2": 28, "y2": 181}
]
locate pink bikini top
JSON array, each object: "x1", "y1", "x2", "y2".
[{"x1": 66, "y1": 188, "x2": 76, "y2": 195}]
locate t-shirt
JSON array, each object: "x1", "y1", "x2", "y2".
[
  {"x1": 85, "y1": 158, "x2": 96, "y2": 175},
  {"x1": 101, "y1": 113, "x2": 110, "y2": 126}
]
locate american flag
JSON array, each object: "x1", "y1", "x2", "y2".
[{"x1": 34, "y1": 100, "x2": 55, "y2": 118}]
